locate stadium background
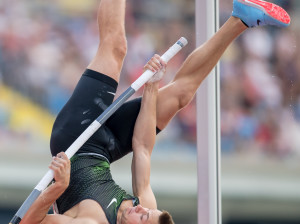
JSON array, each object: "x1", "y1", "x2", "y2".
[{"x1": 0, "y1": 0, "x2": 300, "y2": 223}]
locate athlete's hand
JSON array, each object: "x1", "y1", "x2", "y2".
[
  {"x1": 143, "y1": 54, "x2": 167, "y2": 83},
  {"x1": 49, "y1": 152, "x2": 70, "y2": 190}
]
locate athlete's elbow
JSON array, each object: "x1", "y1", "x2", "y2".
[
  {"x1": 132, "y1": 140, "x2": 154, "y2": 154},
  {"x1": 133, "y1": 144, "x2": 153, "y2": 157}
]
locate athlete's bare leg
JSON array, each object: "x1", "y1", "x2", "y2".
[
  {"x1": 156, "y1": 17, "x2": 247, "y2": 130},
  {"x1": 87, "y1": 0, "x2": 127, "y2": 82},
  {"x1": 156, "y1": 0, "x2": 291, "y2": 130}
]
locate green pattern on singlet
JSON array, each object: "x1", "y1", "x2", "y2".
[{"x1": 56, "y1": 155, "x2": 139, "y2": 224}]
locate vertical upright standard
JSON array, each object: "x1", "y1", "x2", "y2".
[{"x1": 196, "y1": 0, "x2": 221, "y2": 224}]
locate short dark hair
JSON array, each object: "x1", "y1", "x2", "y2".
[{"x1": 158, "y1": 210, "x2": 174, "y2": 224}]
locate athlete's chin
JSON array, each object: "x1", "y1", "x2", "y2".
[
  {"x1": 120, "y1": 210, "x2": 126, "y2": 224},
  {"x1": 122, "y1": 207, "x2": 130, "y2": 217},
  {"x1": 121, "y1": 208, "x2": 131, "y2": 224}
]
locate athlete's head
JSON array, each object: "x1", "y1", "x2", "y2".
[{"x1": 121, "y1": 204, "x2": 174, "y2": 224}]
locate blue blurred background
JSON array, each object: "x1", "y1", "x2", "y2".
[{"x1": 0, "y1": 0, "x2": 300, "y2": 223}]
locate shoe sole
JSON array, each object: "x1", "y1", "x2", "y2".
[{"x1": 237, "y1": 0, "x2": 290, "y2": 25}]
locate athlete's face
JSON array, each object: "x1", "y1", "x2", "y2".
[{"x1": 121, "y1": 205, "x2": 162, "y2": 224}]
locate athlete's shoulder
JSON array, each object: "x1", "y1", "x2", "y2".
[{"x1": 41, "y1": 214, "x2": 73, "y2": 224}]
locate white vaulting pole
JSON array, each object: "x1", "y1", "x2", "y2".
[{"x1": 196, "y1": 0, "x2": 221, "y2": 224}]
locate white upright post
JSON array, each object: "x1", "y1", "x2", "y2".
[{"x1": 196, "y1": 0, "x2": 221, "y2": 224}]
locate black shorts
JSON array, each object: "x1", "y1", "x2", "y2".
[{"x1": 50, "y1": 69, "x2": 159, "y2": 163}]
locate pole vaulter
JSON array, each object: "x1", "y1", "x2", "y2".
[{"x1": 9, "y1": 37, "x2": 188, "y2": 224}]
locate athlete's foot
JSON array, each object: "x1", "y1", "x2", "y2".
[{"x1": 232, "y1": 0, "x2": 291, "y2": 28}]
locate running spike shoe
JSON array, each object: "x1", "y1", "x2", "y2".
[{"x1": 232, "y1": 0, "x2": 291, "y2": 28}]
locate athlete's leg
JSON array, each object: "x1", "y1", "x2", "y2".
[
  {"x1": 87, "y1": 0, "x2": 127, "y2": 82},
  {"x1": 156, "y1": 0, "x2": 290, "y2": 130},
  {"x1": 51, "y1": 0, "x2": 127, "y2": 156},
  {"x1": 156, "y1": 17, "x2": 246, "y2": 130}
]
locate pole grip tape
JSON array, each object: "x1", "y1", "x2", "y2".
[{"x1": 9, "y1": 189, "x2": 41, "y2": 223}]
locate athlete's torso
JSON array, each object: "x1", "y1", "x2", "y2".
[
  {"x1": 43, "y1": 199, "x2": 134, "y2": 224},
  {"x1": 55, "y1": 155, "x2": 139, "y2": 224}
]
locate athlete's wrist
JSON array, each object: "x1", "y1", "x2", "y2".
[
  {"x1": 51, "y1": 181, "x2": 69, "y2": 193},
  {"x1": 144, "y1": 82, "x2": 159, "y2": 92}
]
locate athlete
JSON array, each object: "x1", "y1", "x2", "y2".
[{"x1": 20, "y1": 0, "x2": 290, "y2": 223}]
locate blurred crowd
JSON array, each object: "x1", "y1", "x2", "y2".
[
  {"x1": 220, "y1": 0, "x2": 300, "y2": 158},
  {"x1": 0, "y1": 0, "x2": 300, "y2": 159}
]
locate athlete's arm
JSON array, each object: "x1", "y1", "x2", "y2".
[
  {"x1": 131, "y1": 55, "x2": 166, "y2": 209},
  {"x1": 20, "y1": 152, "x2": 70, "y2": 224}
]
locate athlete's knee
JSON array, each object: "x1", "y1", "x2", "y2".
[
  {"x1": 102, "y1": 31, "x2": 127, "y2": 60},
  {"x1": 178, "y1": 91, "x2": 195, "y2": 109},
  {"x1": 112, "y1": 34, "x2": 127, "y2": 59},
  {"x1": 175, "y1": 81, "x2": 196, "y2": 109}
]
